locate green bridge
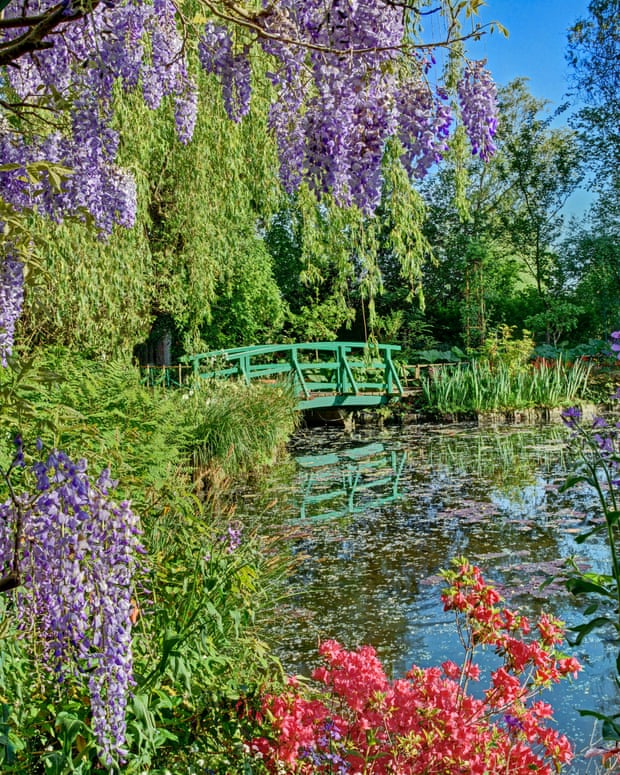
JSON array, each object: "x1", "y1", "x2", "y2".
[{"x1": 142, "y1": 341, "x2": 404, "y2": 410}]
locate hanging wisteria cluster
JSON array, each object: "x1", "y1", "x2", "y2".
[
  {"x1": 0, "y1": 254, "x2": 23, "y2": 366},
  {"x1": 457, "y1": 59, "x2": 499, "y2": 160},
  {"x1": 199, "y1": 1, "x2": 497, "y2": 212},
  {"x1": 0, "y1": 0, "x2": 195, "y2": 233},
  {"x1": 0, "y1": 440, "x2": 145, "y2": 766}
]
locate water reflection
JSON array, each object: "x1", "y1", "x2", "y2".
[
  {"x1": 296, "y1": 442, "x2": 407, "y2": 521},
  {"x1": 239, "y1": 422, "x2": 619, "y2": 774}
]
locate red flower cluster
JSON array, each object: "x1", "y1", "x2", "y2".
[{"x1": 249, "y1": 559, "x2": 580, "y2": 774}]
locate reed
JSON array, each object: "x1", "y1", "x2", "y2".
[{"x1": 421, "y1": 358, "x2": 592, "y2": 416}]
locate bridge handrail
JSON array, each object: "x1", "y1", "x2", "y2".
[
  {"x1": 180, "y1": 341, "x2": 402, "y2": 367},
  {"x1": 173, "y1": 341, "x2": 404, "y2": 407}
]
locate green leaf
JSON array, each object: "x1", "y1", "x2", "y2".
[
  {"x1": 566, "y1": 576, "x2": 613, "y2": 597},
  {"x1": 55, "y1": 711, "x2": 86, "y2": 746},
  {"x1": 607, "y1": 510, "x2": 620, "y2": 527},
  {"x1": 559, "y1": 472, "x2": 591, "y2": 492},
  {"x1": 578, "y1": 709, "x2": 620, "y2": 741},
  {"x1": 575, "y1": 523, "x2": 606, "y2": 543},
  {"x1": 569, "y1": 616, "x2": 614, "y2": 645},
  {"x1": 43, "y1": 751, "x2": 68, "y2": 775}
]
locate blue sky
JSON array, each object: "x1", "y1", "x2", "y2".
[
  {"x1": 471, "y1": 0, "x2": 594, "y2": 218},
  {"x1": 474, "y1": 0, "x2": 591, "y2": 107}
]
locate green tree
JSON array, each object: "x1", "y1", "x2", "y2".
[
  {"x1": 560, "y1": 226, "x2": 620, "y2": 339},
  {"x1": 265, "y1": 187, "x2": 358, "y2": 342},
  {"x1": 362, "y1": 140, "x2": 433, "y2": 350},
  {"x1": 568, "y1": 0, "x2": 620, "y2": 207},
  {"x1": 265, "y1": 142, "x2": 433, "y2": 346},
  {"x1": 498, "y1": 85, "x2": 583, "y2": 304},
  {"x1": 420, "y1": 79, "x2": 584, "y2": 348}
]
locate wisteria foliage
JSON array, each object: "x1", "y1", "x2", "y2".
[
  {"x1": 0, "y1": 0, "x2": 192, "y2": 233},
  {"x1": 0, "y1": 442, "x2": 145, "y2": 766},
  {"x1": 199, "y1": 1, "x2": 497, "y2": 212},
  {"x1": 0, "y1": 0, "x2": 499, "y2": 225}
]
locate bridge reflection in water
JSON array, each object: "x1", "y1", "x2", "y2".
[{"x1": 295, "y1": 442, "x2": 407, "y2": 521}]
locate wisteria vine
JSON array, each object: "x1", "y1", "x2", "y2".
[
  {"x1": 199, "y1": 2, "x2": 497, "y2": 211},
  {"x1": 0, "y1": 438, "x2": 145, "y2": 767}
]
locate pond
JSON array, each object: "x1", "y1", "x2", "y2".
[{"x1": 238, "y1": 420, "x2": 620, "y2": 774}]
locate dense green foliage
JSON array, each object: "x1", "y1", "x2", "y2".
[
  {"x1": 0, "y1": 349, "x2": 297, "y2": 491},
  {"x1": 12, "y1": 66, "x2": 617, "y2": 364},
  {"x1": 420, "y1": 358, "x2": 592, "y2": 417},
  {"x1": 0, "y1": 351, "x2": 297, "y2": 773},
  {"x1": 19, "y1": 69, "x2": 285, "y2": 358}
]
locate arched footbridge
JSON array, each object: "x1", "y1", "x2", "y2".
[{"x1": 143, "y1": 342, "x2": 404, "y2": 410}]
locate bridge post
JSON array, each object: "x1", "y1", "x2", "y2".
[
  {"x1": 385, "y1": 348, "x2": 393, "y2": 393},
  {"x1": 290, "y1": 348, "x2": 310, "y2": 398},
  {"x1": 383, "y1": 348, "x2": 404, "y2": 395},
  {"x1": 239, "y1": 353, "x2": 251, "y2": 384},
  {"x1": 337, "y1": 344, "x2": 345, "y2": 392},
  {"x1": 337, "y1": 344, "x2": 358, "y2": 394}
]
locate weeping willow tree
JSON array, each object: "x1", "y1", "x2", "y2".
[
  {"x1": 20, "y1": 64, "x2": 285, "y2": 358},
  {"x1": 20, "y1": 59, "x2": 435, "y2": 357},
  {"x1": 265, "y1": 139, "x2": 432, "y2": 344}
]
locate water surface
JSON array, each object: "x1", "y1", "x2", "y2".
[{"x1": 240, "y1": 421, "x2": 619, "y2": 773}]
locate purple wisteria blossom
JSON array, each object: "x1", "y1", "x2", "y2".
[
  {"x1": 0, "y1": 0, "x2": 196, "y2": 232},
  {"x1": 458, "y1": 60, "x2": 498, "y2": 160},
  {"x1": 0, "y1": 0, "x2": 499, "y2": 354},
  {"x1": 198, "y1": 24, "x2": 252, "y2": 123},
  {"x1": 504, "y1": 713, "x2": 525, "y2": 732},
  {"x1": 0, "y1": 444, "x2": 145, "y2": 767},
  {"x1": 199, "y1": 0, "x2": 497, "y2": 213},
  {"x1": 0, "y1": 254, "x2": 23, "y2": 366},
  {"x1": 300, "y1": 718, "x2": 349, "y2": 773}
]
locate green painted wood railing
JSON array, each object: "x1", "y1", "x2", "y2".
[{"x1": 176, "y1": 341, "x2": 404, "y2": 409}]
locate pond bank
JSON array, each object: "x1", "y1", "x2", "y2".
[{"x1": 306, "y1": 401, "x2": 605, "y2": 430}]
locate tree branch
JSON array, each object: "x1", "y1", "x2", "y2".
[{"x1": 0, "y1": 2, "x2": 98, "y2": 67}]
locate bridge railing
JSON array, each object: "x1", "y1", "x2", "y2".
[
  {"x1": 139, "y1": 363, "x2": 194, "y2": 388},
  {"x1": 178, "y1": 341, "x2": 403, "y2": 400}
]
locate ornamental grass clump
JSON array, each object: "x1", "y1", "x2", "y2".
[
  {"x1": 421, "y1": 358, "x2": 591, "y2": 415},
  {"x1": 0, "y1": 438, "x2": 145, "y2": 769},
  {"x1": 249, "y1": 559, "x2": 580, "y2": 774}
]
